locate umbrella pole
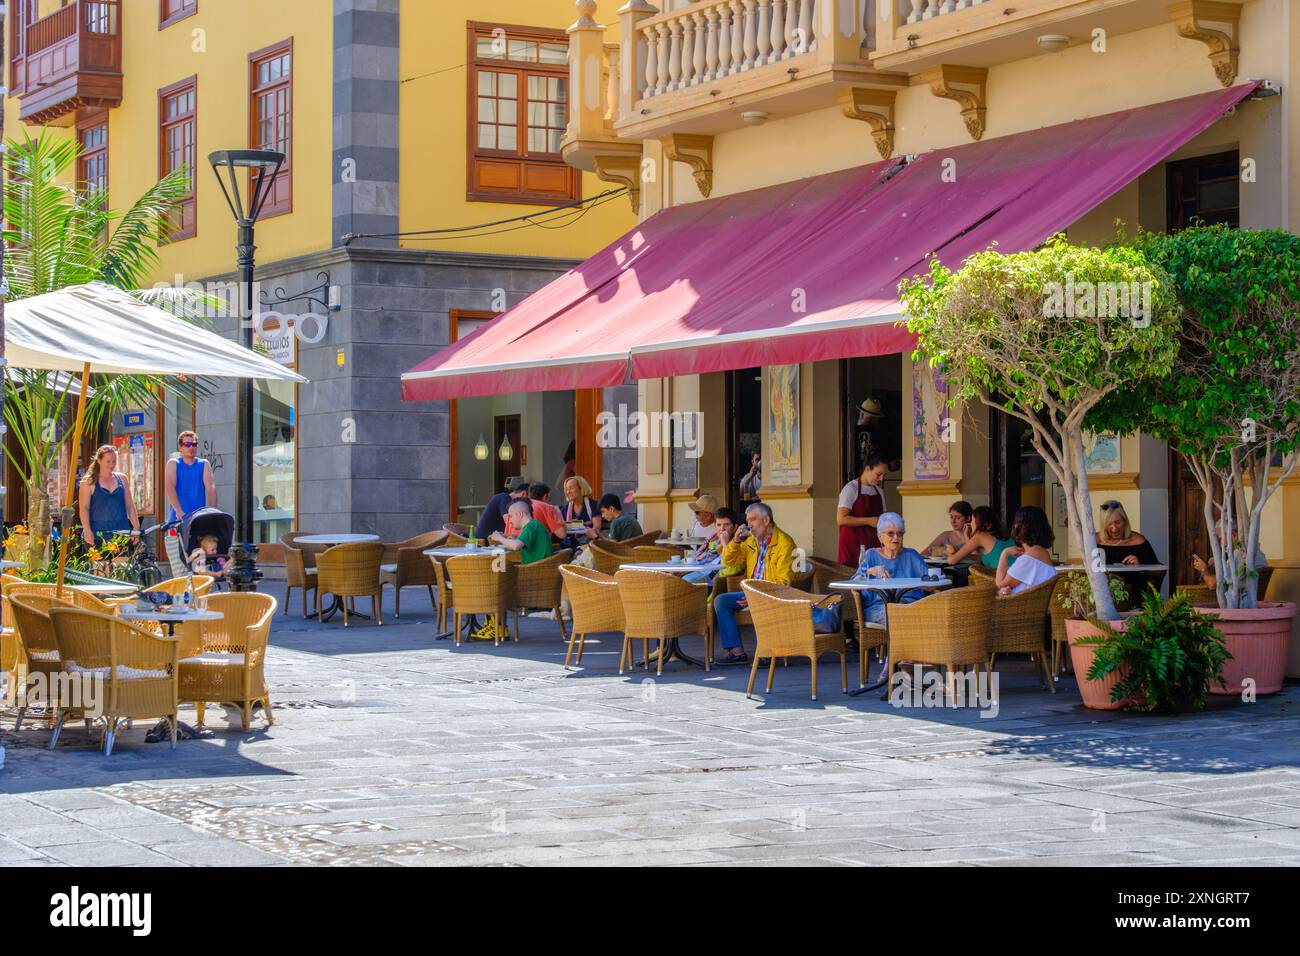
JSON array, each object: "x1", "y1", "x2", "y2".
[{"x1": 55, "y1": 362, "x2": 92, "y2": 598}]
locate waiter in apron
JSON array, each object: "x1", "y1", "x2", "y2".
[{"x1": 837, "y1": 455, "x2": 889, "y2": 566}]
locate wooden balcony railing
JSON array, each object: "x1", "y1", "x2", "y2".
[{"x1": 18, "y1": 0, "x2": 123, "y2": 125}]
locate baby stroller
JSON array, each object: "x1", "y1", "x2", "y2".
[{"x1": 178, "y1": 508, "x2": 235, "y2": 590}]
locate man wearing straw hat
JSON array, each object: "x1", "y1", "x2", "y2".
[{"x1": 855, "y1": 397, "x2": 901, "y2": 474}]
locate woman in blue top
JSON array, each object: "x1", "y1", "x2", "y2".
[
  {"x1": 77, "y1": 445, "x2": 141, "y2": 546},
  {"x1": 852, "y1": 512, "x2": 929, "y2": 625},
  {"x1": 946, "y1": 505, "x2": 1014, "y2": 569}
]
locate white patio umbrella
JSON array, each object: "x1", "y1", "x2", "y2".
[{"x1": 3, "y1": 282, "x2": 307, "y2": 591}]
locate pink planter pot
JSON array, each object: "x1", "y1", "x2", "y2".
[
  {"x1": 1066, "y1": 618, "x2": 1130, "y2": 710},
  {"x1": 1193, "y1": 602, "x2": 1297, "y2": 696}
]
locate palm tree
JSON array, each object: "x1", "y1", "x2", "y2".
[{"x1": 3, "y1": 130, "x2": 205, "y2": 568}]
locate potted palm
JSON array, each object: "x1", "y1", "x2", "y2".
[
  {"x1": 900, "y1": 236, "x2": 1180, "y2": 626},
  {"x1": 1096, "y1": 227, "x2": 1300, "y2": 695},
  {"x1": 3, "y1": 131, "x2": 206, "y2": 567}
]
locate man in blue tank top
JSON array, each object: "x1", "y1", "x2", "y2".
[{"x1": 165, "y1": 430, "x2": 217, "y2": 522}]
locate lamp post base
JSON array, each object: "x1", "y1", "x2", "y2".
[{"x1": 228, "y1": 542, "x2": 262, "y2": 592}]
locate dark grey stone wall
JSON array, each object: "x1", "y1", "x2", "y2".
[{"x1": 333, "y1": 0, "x2": 400, "y2": 248}]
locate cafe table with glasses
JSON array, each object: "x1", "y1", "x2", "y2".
[
  {"x1": 829, "y1": 574, "x2": 953, "y2": 696},
  {"x1": 118, "y1": 604, "x2": 224, "y2": 742}
]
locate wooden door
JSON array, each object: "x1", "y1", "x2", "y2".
[
  {"x1": 574, "y1": 389, "x2": 603, "y2": 495},
  {"x1": 1169, "y1": 448, "x2": 1210, "y2": 588}
]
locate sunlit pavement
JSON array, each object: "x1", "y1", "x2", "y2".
[{"x1": 2, "y1": 585, "x2": 1299, "y2": 867}]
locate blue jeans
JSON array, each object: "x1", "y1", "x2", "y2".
[{"x1": 714, "y1": 591, "x2": 746, "y2": 651}]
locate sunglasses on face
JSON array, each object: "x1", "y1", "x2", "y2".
[{"x1": 181, "y1": 441, "x2": 199, "y2": 449}]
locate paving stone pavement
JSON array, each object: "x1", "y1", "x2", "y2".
[{"x1": 2, "y1": 585, "x2": 1299, "y2": 866}]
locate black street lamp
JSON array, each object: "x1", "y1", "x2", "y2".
[{"x1": 209, "y1": 149, "x2": 285, "y2": 593}]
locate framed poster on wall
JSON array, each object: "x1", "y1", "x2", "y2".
[
  {"x1": 767, "y1": 364, "x2": 800, "y2": 486},
  {"x1": 112, "y1": 433, "x2": 155, "y2": 516},
  {"x1": 912, "y1": 361, "x2": 951, "y2": 480}
]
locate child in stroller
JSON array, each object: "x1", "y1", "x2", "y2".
[{"x1": 180, "y1": 508, "x2": 234, "y2": 589}]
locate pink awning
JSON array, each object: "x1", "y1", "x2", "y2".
[{"x1": 403, "y1": 83, "x2": 1256, "y2": 401}]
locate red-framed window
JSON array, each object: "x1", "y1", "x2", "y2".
[
  {"x1": 466, "y1": 21, "x2": 579, "y2": 206},
  {"x1": 160, "y1": 0, "x2": 198, "y2": 28},
  {"x1": 77, "y1": 112, "x2": 109, "y2": 196},
  {"x1": 249, "y1": 39, "x2": 293, "y2": 219},
  {"x1": 159, "y1": 76, "x2": 198, "y2": 242}
]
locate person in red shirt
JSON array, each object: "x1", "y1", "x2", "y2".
[{"x1": 527, "y1": 483, "x2": 567, "y2": 541}]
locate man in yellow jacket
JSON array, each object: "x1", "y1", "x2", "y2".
[{"x1": 715, "y1": 501, "x2": 797, "y2": 665}]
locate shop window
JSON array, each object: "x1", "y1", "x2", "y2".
[
  {"x1": 253, "y1": 379, "x2": 295, "y2": 545},
  {"x1": 249, "y1": 40, "x2": 293, "y2": 218},
  {"x1": 159, "y1": 76, "x2": 198, "y2": 241},
  {"x1": 1166, "y1": 150, "x2": 1240, "y2": 231},
  {"x1": 467, "y1": 22, "x2": 579, "y2": 206}
]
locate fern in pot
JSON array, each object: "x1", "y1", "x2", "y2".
[{"x1": 1073, "y1": 590, "x2": 1230, "y2": 713}]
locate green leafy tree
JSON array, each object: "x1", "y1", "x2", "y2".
[
  {"x1": 2, "y1": 131, "x2": 203, "y2": 567},
  {"x1": 900, "y1": 236, "x2": 1181, "y2": 619}
]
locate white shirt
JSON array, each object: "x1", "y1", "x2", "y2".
[
  {"x1": 1008, "y1": 554, "x2": 1058, "y2": 594},
  {"x1": 837, "y1": 479, "x2": 882, "y2": 511},
  {"x1": 690, "y1": 519, "x2": 716, "y2": 540}
]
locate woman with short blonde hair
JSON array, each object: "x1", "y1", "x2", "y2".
[
  {"x1": 560, "y1": 475, "x2": 601, "y2": 549},
  {"x1": 1095, "y1": 498, "x2": 1162, "y2": 601}
]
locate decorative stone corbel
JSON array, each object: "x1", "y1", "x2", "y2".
[
  {"x1": 920, "y1": 65, "x2": 988, "y2": 141},
  {"x1": 838, "y1": 88, "x2": 897, "y2": 160},
  {"x1": 593, "y1": 152, "x2": 644, "y2": 214},
  {"x1": 661, "y1": 134, "x2": 714, "y2": 198},
  {"x1": 1169, "y1": 0, "x2": 1242, "y2": 87}
]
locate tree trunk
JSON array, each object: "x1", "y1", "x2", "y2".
[
  {"x1": 1066, "y1": 429, "x2": 1118, "y2": 620},
  {"x1": 24, "y1": 479, "x2": 51, "y2": 569}
]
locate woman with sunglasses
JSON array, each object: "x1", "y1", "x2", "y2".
[
  {"x1": 1096, "y1": 500, "x2": 1162, "y2": 601},
  {"x1": 850, "y1": 512, "x2": 930, "y2": 625},
  {"x1": 165, "y1": 430, "x2": 217, "y2": 522}
]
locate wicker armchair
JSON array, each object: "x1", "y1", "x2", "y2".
[
  {"x1": 5, "y1": 582, "x2": 119, "y2": 615},
  {"x1": 885, "y1": 585, "x2": 995, "y2": 696},
  {"x1": 558, "y1": 565, "x2": 624, "y2": 668},
  {"x1": 379, "y1": 530, "x2": 447, "y2": 617},
  {"x1": 178, "y1": 592, "x2": 277, "y2": 731},
  {"x1": 632, "y1": 545, "x2": 679, "y2": 563},
  {"x1": 443, "y1": 522, "x2": 473, "y2": 538},
  {"x1": 807, "y1": 557, "x2": 855, "y2": 595},
  {"x1": 588, "y1": 540, "x2": 634, "y2": 576},
  {"x1": 315, "y1": 542, "x2": 386, "y2": 626},
  {"x1": 842, "y1": 590, "x2": 889, "y2": 689},
  {"x1": 1049, "y1": 572, "x2": 1083, "y2": 676},
  {"x1": 515, "y1": 549, "x2": 572, "y2": 639},
  {"x1": 280, "y1": 532, "x2": 318, "y2": 617},
  {"x1": 1175, "y1": 583, "x2": 1217, "y2": 606},
  {"x1": 987, "y1": 578, "x2": 1056, "y2": 691},
  {"x1": 742, "y1": 580, "x2": 847, "y2": 701},
  {"x1": 967, "y1": 563, "x2": 996, "y2": 586},
  {"x1": 615, "y1": 568, "x2": 711, "y2": 675},
  {"x1": 621, "y1": 530, "x2": 663, "y2": 548},
  {"x1": 8, "y1": 594, "x2": 74, "y2": 735},
  {"x1": 444, "y1": 554, "x2": 519, "y2": 647},
  {"x1": 431, "y1": 556, "x2": 452, "y2": 633},
  {"x1": 48, "y1": 607, "x2": 180, "y2": 755}
]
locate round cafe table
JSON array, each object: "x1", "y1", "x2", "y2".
[
  {"x1": 424, "y1": 545, "x2": 507, "y2": 640},
  {"x1": 297, "y1": 534, "x2": 381, "y2": 621},
  {"x1": 118, "y1": 607, "x2": 224, "y2": 741},
  {"x1": 829, "y1": 576, "x2": 953, "y2": 696}
]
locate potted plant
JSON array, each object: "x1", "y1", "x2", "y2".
[
  {"x1": 1055, "y1": 572, "x2": 1132, "y2": 708},
  {"x1": 900, "y1": 236, "x2": 1180, "y2": 622},
  {"x1": 1096, "y1": 227, "x2": 1300, "y2": 695},
  {"x1": 1073, "y1": 590, "x2": 1229, "y2": 712}
]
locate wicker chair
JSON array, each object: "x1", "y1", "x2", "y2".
[
  {"x1": 742, "y1": 580, "x2": 847, "y2": 701},
  {"x1": 280, "y1": 532, "x2": 318, "y2": 617},
  {"x1": 445, "y1": 554, "x2": 519, "y2": 647},
  {"x1": 885, "y1": 585, "x2": 995, "y2": 697},
  {"x1": 48, "y1": 607, "x2": 180, "y2": 755},
  {"x1": 178, "y1": 592, "x2": 277, "y2": 731},
  {"x1": 515, "y1": 549, "x2": 572, "y2": 639},
  {"x1": 967, "y1": 563, "x2": 995, "y2": 586},
  {"x1": 615, "y1": 568, "x2": 711, "y2": 675},
  {"x1": 843, "y1": 589, "x2": 889, "y2": 689},
  {"x1": 379, "y1": 530, "x2": 447, "y2": 617},
  {"x1": 1175, "y1": 583, "x2": 1217, "y2": 606},
  {"x1": 4, "y1": 582, "x2": 119, "y2": 615},
  {"x1": 632, "y1": 545, "x2": 679, "y2": 563},
  {"x1": 314, "y1": 542, "x2": 385, "y2": 626},
  {"x1": 987, "y1": 578, "x2": 1056, "y2": 691},
  {"x1": 431, "y1": 556, "x2": 452, "y2": 633},
  {"x1": 443, "y1": 522, "x2": 473, "y2": 538},
  {"x1": 558, "y1": 565, "x2": 624, "y2": 668},
  {"x1": 588, "y1": 540, "x2": 634, "y2": 576},
  {"x1": 8, "y1": 594, "x2": 74, "y2": 734},
  {"x1": 1048, "y1": 571, "x2": 1084, "y2": 676},
  {"x1": 621, "y1": 530, "x2": 663, "y2": 548},
  {"x1": 807, "y1": 557, "x2": 855, "y2": 594}
]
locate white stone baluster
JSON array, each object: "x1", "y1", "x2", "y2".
[
  {"x1": 921, "y1": 0, "x2": 940, "y2": 19},
  {"x1": 756, "y1": 0, "x2": 772, "y2": 64},
  {"x1": 668, "y1": 20, "x2": 683, "y2": 89},
  {"x1": 718, "y1": 4, "x2": 734, "y2": 75},
  {"x1": 680, "y1": 15, "x2": 695, "y2": 87},
  {"x1": 705, "y1": 7, "x2": 721, "y2": 81},
  {"x1": 742, "y1": 0, "x2": 759, "y2": 69},
  {"x1": 657, "y1": 22, "x2": 673, "y2": 94},
  {"x1": 807, "y1": 0, "x2": 819, "y2": 52},
  {"x1": 606, "y1": 52, "x2": 620, "y2": 122},
  {"x1": 643, "y1": 26, "x2": 659, "y2": 98},
  {"x1": 731, "y1": 1, "x2": 747, "y2": 72},
  {"x1": 770, "y1": 0, "x2": 787, "y2": 62},
  {"x1": 907, "y1": 0, "x2": 925, "y2": 23},
  {"x1": 783, "y1": 0, "x2": 800, "y2": 55},
  {"x1": 939, "y1": 0, "x2": 955, "y2": 13},
  {"x1": 692, "y1": 11, "x2": 708, "y2": 83}
]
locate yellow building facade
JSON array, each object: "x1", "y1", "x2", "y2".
[
  {"x1": 560, "y1": 0, "x2": 1300, "y2": 670},
  {"x1": 4, "y1": 0, "x2": 636, "y2": 545}
]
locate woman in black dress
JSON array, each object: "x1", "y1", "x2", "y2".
[{"x1": 1095, "y1": 500, "x2": 1162, "y2": 603}]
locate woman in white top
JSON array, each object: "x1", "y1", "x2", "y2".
[{"x1": 995, "y1": 505, "x2": 1059, "y2": 595}]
